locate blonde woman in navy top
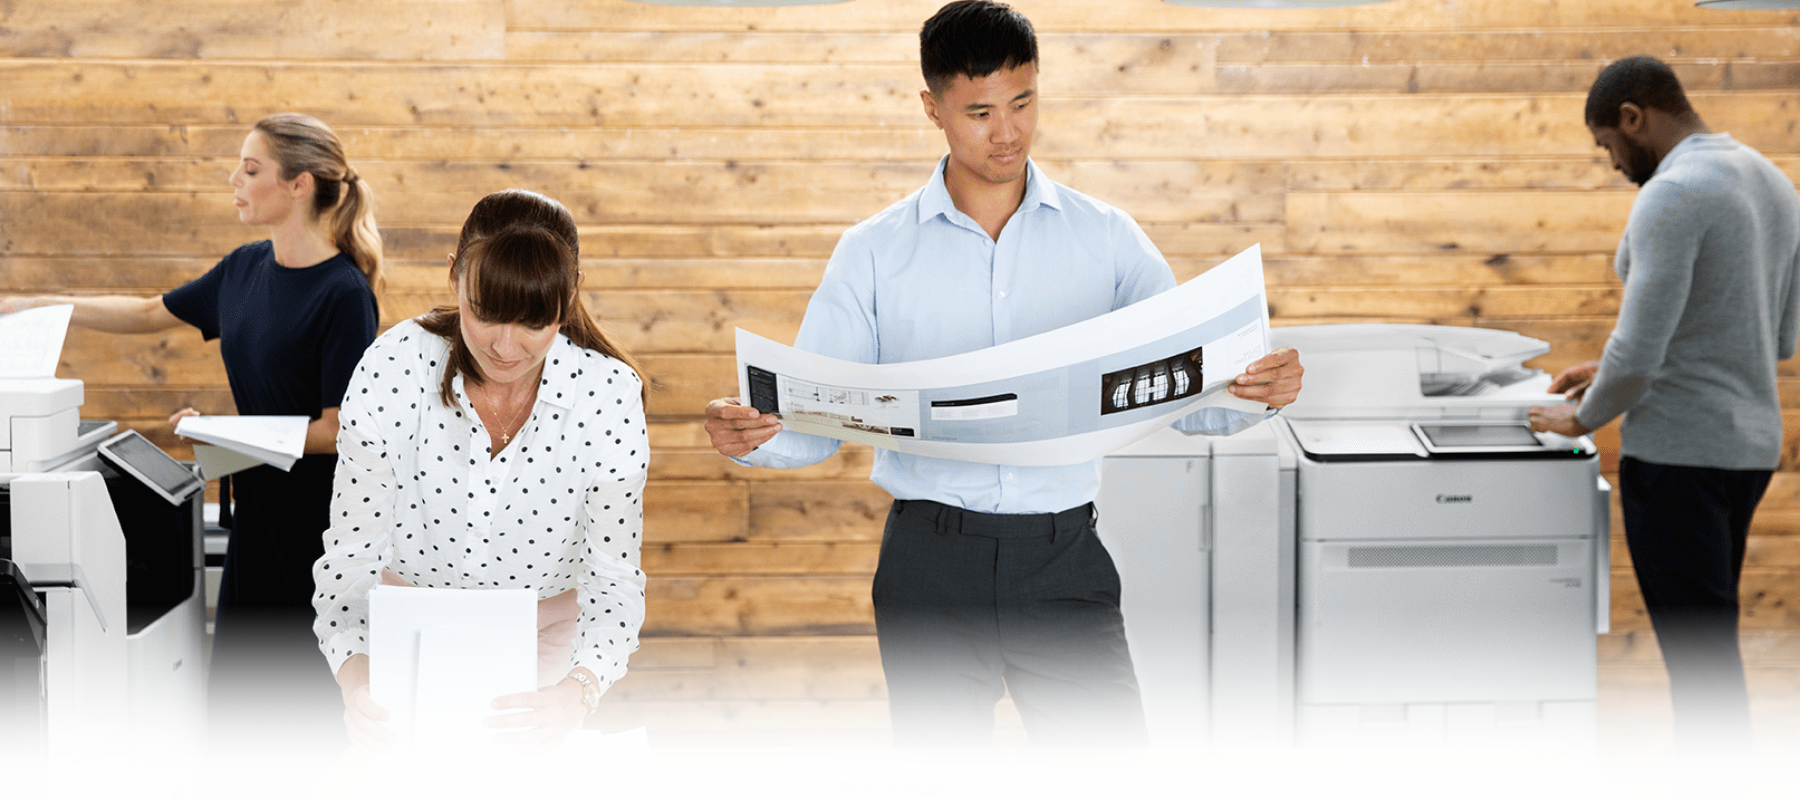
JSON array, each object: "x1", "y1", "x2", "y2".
[{"x1": 1, "y1": 113, "x2": 381, "y2": 739}]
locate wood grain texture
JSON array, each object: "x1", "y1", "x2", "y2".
[
  {"x1": 7, "y1": 1, "x2": 1800, "y2": 690},
  {"x1": 644, "y1": 575, "x2": 874, "y2": 637},
  {"x1": 0, "y1": 0, "x2": 505, "y2": 60},
  {"x1": 508, "y1": 0, "x2": 1800, "y2": 34}
]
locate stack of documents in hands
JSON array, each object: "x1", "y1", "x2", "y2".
[
  {"x1": 174, "y1": 415, "x2": 308, "y2": 478},
  {"x1": 369, "y1": 586, "x2": 538, "y2": 752}
]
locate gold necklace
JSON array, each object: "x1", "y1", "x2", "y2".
[{"x1": 477, "y1": 384, "x2": 533, "y2": 444}]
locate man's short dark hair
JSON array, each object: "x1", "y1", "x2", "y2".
[
  {"x1": 920, "y1": 0, "x2": 1038, "y2": 96},
  {"x1": 1585, "y1": 56, "x2": 1696, "y2": 128}
]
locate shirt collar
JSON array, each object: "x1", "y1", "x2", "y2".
[
  {"x1": 917, "y1": 155, "x2": 1063, "y2": 226},
  {"x1": 447, "y1": 332, "x2": 582, "y2": 412},
  {"x1": 534, "y1": 333, "x2": 582, "y2": 410}
]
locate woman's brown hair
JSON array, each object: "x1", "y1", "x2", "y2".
[
  {"x1": 252, "y1": 113, "x2": 384, "y2": 296},
  {"x1": 418, "y1": 189, "x2": 645, "y2": 408}
]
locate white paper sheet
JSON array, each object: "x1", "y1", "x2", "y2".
[
  {"x1": 413, "y1": 624, "x2": 539, "y2": 751},
  {"x1": 0, "y1": 304, "x2": 74, "y2": 378},
  {"x1": 190, "y1": 444, "x2": 264, "y2": 480},
  {"x1": 369, "y1": 586, "x2": 538, "y2": 751},
  {"x1": 175, "y1": 415, "x2": 309, "y2": 474},
  {"x1": 735, "y1": 245, "x2": 1271, "y2": 466}
]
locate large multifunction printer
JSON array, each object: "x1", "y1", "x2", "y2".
[
  {"x1": 0, "y1": 377, "x2": 207, "y2": 754},
  {"x1": 1098, "y1": 323, "x2": 1611, "y2": 746}
]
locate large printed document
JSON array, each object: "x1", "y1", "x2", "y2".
[{"x1": 735, "y1": 245, "x2": 1271, "y2": 466}]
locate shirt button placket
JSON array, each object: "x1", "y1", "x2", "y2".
[{"x1": 468, "y1": 429, "x2": 496, "y2": 545}]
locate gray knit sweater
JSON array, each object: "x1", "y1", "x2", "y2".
[{"x1": 1577, "y1": 133, "x2": 1800, "y2": 470}]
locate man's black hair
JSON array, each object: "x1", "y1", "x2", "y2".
[
  {"x1": 1585, "y1": 56, "x2": 1696, "y2": 128},
  {"x1": 920, "y1": 0, "x2": 1038, "y2": 96}
]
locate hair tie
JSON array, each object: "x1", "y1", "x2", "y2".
[{"x1": 344, "y1": 172, "x2": 359, "y2": 185}]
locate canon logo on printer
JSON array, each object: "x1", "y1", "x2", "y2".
[{"x1": 1436, "y1": 494, "x2": 1473, "y2": 504}]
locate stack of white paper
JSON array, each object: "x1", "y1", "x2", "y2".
[
  {"x1": 174, "y1": 414, "x2": 309, "y2": 477},
  {"x1": 369, "y1": 586, "x2": 538, "y2": 752},
  {"x1": 0, "y1": 304, "x2": 74, "y2": 378}
]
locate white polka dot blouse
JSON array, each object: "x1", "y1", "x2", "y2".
[{"x1": 311, "y1": 319, "x2": 649, "y2": 694}]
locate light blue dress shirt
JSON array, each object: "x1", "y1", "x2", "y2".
[{"x1": 736, "y1": 157, "x2": 1264, "y2": 513}]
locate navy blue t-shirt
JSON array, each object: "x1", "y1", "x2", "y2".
[{"x1": 162, "y1": 240, "x2": 378, "y2": 418}]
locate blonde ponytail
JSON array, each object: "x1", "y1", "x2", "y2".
[{"x1": 253, "y1": 113, "x2": 385, "y2": 298}]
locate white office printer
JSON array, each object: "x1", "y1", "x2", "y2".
[
  {"x1": 1099, "y1": 324, "x2": 1610, "y2": 746},
  {"x1": 0, "y1": 377, "x2": 207, "y2": 754},
  {"x1": 0, "y1": 378, "x2": 115, "y2": 472}
]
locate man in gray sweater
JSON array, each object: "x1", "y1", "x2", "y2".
[{"x1": 1530, "y1": 56, "x2": 1800, "y2": 746}]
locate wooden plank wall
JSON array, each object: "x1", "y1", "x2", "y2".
[{"x1": 4, "y1": 0, "x2": 1799, "y2": 741}]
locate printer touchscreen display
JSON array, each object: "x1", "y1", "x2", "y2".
[
  {"x1": 1416, "y1": 423, "x2": 1540, "y2": 449},
  {"x1": 97, "y1": 430, "x2": 203, "y2": 505}
]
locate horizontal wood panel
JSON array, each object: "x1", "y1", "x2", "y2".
[
  {"x1": 1215, "y1": 61, "x2": 1800, "y2": 95},
  {"x1": 502, "y1": 29, "x2": 1800, "y2": 69},
  {"x1": 502, "y1": 30, "x2": 1800, "y2": 75},
  {"x1": 641, "y1": 354, "x2": 733, "y2": 418},
  {"x1": 1, "y1": 196, "x2": 842, "y2": 257},
  {"x1": 1261, "y1": 254, "x2": 1619, "y2": 287},
  {"x1": 0, "y1": 123, "x2": 953, "y2": 162},
  {"x1": 1215, "y1": 28, "x2": 1800, "y2": 63},
  {"x1": 645, "y1": 481, "x2": 747, "y2": 543},
  {"x1": 13, "y1": 156, "x2": 1800, "y2": 228},
  {"x1": 1268, "y1": 286, "x2": 1620, "y2": 320},
  {"x1": 2, "y1": 252, "x2": 1628, "y2": 298},
  {"x1": 646, "y1": 480, "x2": 889, "y2": 543},
  {"x1": 18, "y1": 126, "x2": 1800, "y2": 182},
  {"x1": 6, "y1": 200, "x2": 1275, "y2": 261},
  {"x1": 749, "y1": 481, "x2": 893, "y2": 542},
  {"x1": 4, "y1": 64, "x2": 1793, "y2": 159},
  {"x1": 647, "y1": 447, "x2": 877, "y2": 484},
  {"x1": 1610, "y1": 568, "x2": 1800, "y2": 632},
  {"x1": 0, "y1": 255, "x2": 833, "y2": 292},
  {"x1": 509, "y1": 0, "x2": 1800, "y2": 34},
  {"x1": 1042, "y1": 94, "x2": 1798, "y2": 161},
  {"x1": 643, "y1": 542, "x2": 879, "y2": 576},
  {"x1": 644, "y1": 575, "x2": 873, "y2": 637},
  {"x1": 73, "y1": 388, "x2": 236, "y2": 419},
  {"x1": 605, "y1": 570, "x2": 1799, "y2": 637},
  {"x1": 369, "y1": 290, "x2": 804, "y2": 354},
  {"x1": 51, "y1": 339, "x2": 727, "y2": 418},
  {"x1": 2, "y1": 157, "x2": 1281, "y2": 225},
  {"x1": 1600, "y1": 630, "x2": 1800, "y2": 664},
  {"x1": 506, "y1": 32, "x2": 1217, "y2": 95},
  {"x1": 1285, "y1": 191, "x2": 1634, "y2": 254},
  {"x1": 0, "y1": 61, "x2": 931, "y2": 128},
  {"x1": 0, "y1": 0, "x2": 504, "y2": 60},
  {"x1": 1610, "y1": 529, "x2": 1800, "y2": 571},
  {"x1": 1286, "y1": 159, "x2": 1627, "y2": 193},
  {"x1": 403, "y1": 285, "x2": 1626, "y2": 351}
]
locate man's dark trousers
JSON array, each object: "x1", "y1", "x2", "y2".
[
  {"x1": 871, "y1": 498, "x2": 1149, "y2": 746},
  {"x1": 1619, "y1": 456, "x2": 1772, "y2": 746}
]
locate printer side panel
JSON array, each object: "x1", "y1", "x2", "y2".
[{"x1": 13, "y1": 473, "x2": 131, "y2": 753}]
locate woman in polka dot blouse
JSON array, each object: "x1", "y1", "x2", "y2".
[{"x1": 312, "y1": 190, "x2": 649, "y2": 752}]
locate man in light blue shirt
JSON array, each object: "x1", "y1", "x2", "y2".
[{"x1": 705, "y1": 0, "x2": 1303, "y2": 745}]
